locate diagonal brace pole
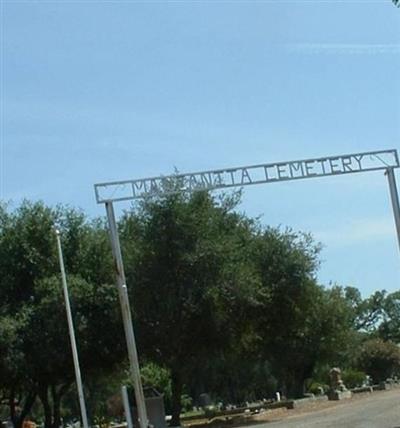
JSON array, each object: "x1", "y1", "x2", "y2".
[
  {"x1": 386, "y1": 167, "x2": 400, "y2": 253},
  {"x1": 105, "y1": 202, "x2": 149, "y2": 428}
]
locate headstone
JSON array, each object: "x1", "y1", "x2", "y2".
[
  {"x1": 198, "y1": 393, "x2": 212, "y2": 407},
  {"x1": 328, "y1": 368, "x2": 352, "y2": 400},
  {"x1": 132, "y1": 388, "x2": 166, "y2": 428}
]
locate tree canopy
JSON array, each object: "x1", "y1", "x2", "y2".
[
  {"x1": 0, "y1": 202, "x2": 124, "y2": 428},
  {"x1": 1, "y1": 196, "x2": 399, "y2": 427}
]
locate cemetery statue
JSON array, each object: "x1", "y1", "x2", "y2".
[{"x1": 328, "y1": 368, "x2": 352, "y2": 401}]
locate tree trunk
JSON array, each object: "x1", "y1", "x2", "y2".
[
  {"x1": 10, "y1": 390, "x2": 37, "y2": 428},
  {"x1": 285, "y1": 369, "x2": 306, "y2": 399},
  {"x1": 289, "y1": 379, "x2": 305, "y2": 399},
  {"x1": 51, "y1": 385, "x2": 61, "y2": 428},
  {"x1": 9, "y1": 389, "x2": 17, "y2": 428},
  {"x1": 19, "y1": 393, "x2": 37, "y2": 428},
  {"x1": 51, "y1": 383, "x2": 71, "y2": 428},
  {"x1": 38, "y1": 384, "x2": 52, "y2": 428},
  {"x1": 170, "y1": 371, "x2": 183, "y2": 427}
]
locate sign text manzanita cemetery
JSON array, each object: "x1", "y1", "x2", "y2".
[{"x1": 95, "y1": 149, "x2": 399, "y2": 203}]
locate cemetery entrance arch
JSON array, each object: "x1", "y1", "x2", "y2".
[{"x1": 94, "y1": 149, "x2": 400, "y2": 428}]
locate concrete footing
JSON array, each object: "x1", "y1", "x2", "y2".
[{"x1": 328, "y1": 390, "x2": 352, "y2": 401}]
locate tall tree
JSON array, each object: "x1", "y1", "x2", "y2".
[
  {"x1": 252, "y1": 230, "x2": 355, "y2": 398},
  {"x1": 21, "y1": 275, "x2": 124, "y2": 428},
  {"x1": 377, "y1": 291, "x2": 400, "y2": 342},
  {"x1": 120, "y1": 190, "x2": 259, "y2": 425},
  {"x1": 0, "y1": 313, "x2": 37, "y2": 428},
  {"x1": 0, "y1": 201, "x2": 123, "y2": 428},
  {"x1": 358, "y1": 338, "x2": 400, "y2": 382}
]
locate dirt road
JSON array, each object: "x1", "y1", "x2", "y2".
[{"x1": 242, "y1": 389, "x2": 400, "y2": 428}]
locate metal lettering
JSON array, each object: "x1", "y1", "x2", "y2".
[
  {"x1": 319, "y1": 159, "x2": 328, "y2": 174},
  {"x1": 228, "y1": 169, "x2": 236, "y2": 185},
  {"x1": 149, "y1": 179, "x2": 159, "y2": 193},
  {"x1": 199, "y1": 173, "x2": 212, "y2": 188},
  {"x1": 305, "y1": 160, "x2": 317, "y2": 176},
  {"x1": 277, "y1": 164, "x2": 289, "y2": 179},
  {"x1": 132, "y1": 180, "x2": 146, "y2": 197},
  {"x1": 188, "y1": 174, "x2": 199, "y2": 189},
  {"x1": 241, "y1": 168, "x2": 252, "y2": 184},
  {"x1": 354, "y1": 155, "x2": 363, "y2": 170},
  {"x1": 95, "y1": 149, "x2": 399, "y2": 202},
  {"x1": 329, "y1": 158, "x2": 342, "y2": 173},
  {"x1": 289, "y1": 162, "x2": 304, "y2": 178},
  {"x1": 341, "y1": 157, "x2": 353, "y2": 172},
  {"x1": 213, "y1": 172, "x2": 225, "y2": 186},
  {"x1": 265, "y1": 166, "x2": 278, "y2": 181},
  {"x1": 264, "y1": 166, "x2": 271, "y2": 180},
  {"x1": 160, "y1": 177, "x2": 172, "y2": 193}
]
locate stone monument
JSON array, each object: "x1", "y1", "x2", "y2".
[{"x1": 328, "y1": 367, "x2": 352, "y2": 400}]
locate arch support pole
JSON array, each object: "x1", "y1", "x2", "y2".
[
  {"x1": 386, "y1": 167, "x2": 400, "y2": 253},
  {"x1": 105, "y1": 201, "x2": 149, "y2": 428}
]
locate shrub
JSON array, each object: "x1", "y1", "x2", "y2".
[
  {"x1": 358, "y1": 339, "x2": 400, "y2": 383},
  {"x1": 307, "y1": 382, "x2": 328, "y2": 395},
  {"x1": 180, "y1": 394, "x2": 193, "y2": 413},
  {"x1": 341, "y1": 369, "x2": 367, "y2": 389}
]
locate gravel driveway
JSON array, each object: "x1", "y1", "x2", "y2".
[{"x1": 239, "y1": 389, "x2": 400, "y2": 428}]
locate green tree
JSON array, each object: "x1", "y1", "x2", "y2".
[
  {"x1": 0, "y1": 313, "x2": 37, "y2": 428},
  {"x1": 351, "y1": 289, "x2": 386, "y2": 333},
  {"x1": 0, "y1": 201, "x2": 56, "y2": 428},
  {"x1": 377, "y1": 291, "x2": 400, "y2": 343},
  {"x1": 322, "y1": 286, "x2": 368, "y2": 369},
  {"x1": 0, "y1": 201, "x2": 115, "y2": 309},
  {"x1": 358, "y1": 338, "x2": 400, "y2": 383},
  {"x1": 0, "y1": 201, "x2": 123, "y2": 428},
  {"x1": 252, "y1": 228, "x2": 318, "y2": 397},
  {"x1": 252, "y1": 231, "x2": 357, "y2": 398},
  {"x1": 21, "y1": 275, "x2": 124, "y2": 428},
  {"x1": 0, "y1": 202, "x2": 58, "y2": 310},
  {"x1": 121, "y1": 190, "x2": 259, "y2": 425},
  {"x1": 345, "y1": 289, "x2": 400, "y2": 342}
]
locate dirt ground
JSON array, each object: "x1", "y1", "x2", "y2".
[{"x1": 184, "y1": 390, "x2": 394, "y2": 428}]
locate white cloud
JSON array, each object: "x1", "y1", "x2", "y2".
[{"x1": 315, "y1": 217, "x2": 396, "y2": 246}]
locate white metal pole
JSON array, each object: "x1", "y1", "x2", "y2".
[
  {"x1": 386, "y1": 168, "x2": 400, "y2": 253},
  {"x1": 105, "y1": 202, "x2": 149, "y2": 428},
  {"x1": 121, "y1": 386, "x2": 134, "y2": 428},
  {"x1": 55, "y1": 229, "x2": 90, "y2": 428}
]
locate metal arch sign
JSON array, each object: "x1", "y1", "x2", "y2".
[
  {"x1": 95, "y1": 149, "x2": 399, "y2": 203},
  {"x1": 94, "y1": 147, "x2": 400, "y2": 428}
]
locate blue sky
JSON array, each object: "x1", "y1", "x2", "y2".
[{"x1": 2, "y1": 0, "x2": 400, "y2": 297}]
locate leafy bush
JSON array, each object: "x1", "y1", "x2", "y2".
[
  {"x1": 358, "y1": 339, "x2": 400, "y2": 383},
  {"x1": 341, "y1": 369, "x2": 367, "y2": 389},
  {"x1": 140, "y1": 362, "x2": 172, "y2": 409},
  {"x1": 307, "y1": 382, "x2": 327, "y2": 395},
  {"x1": 180, "y1": 394, "x2": 193, "y2": 413}
]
